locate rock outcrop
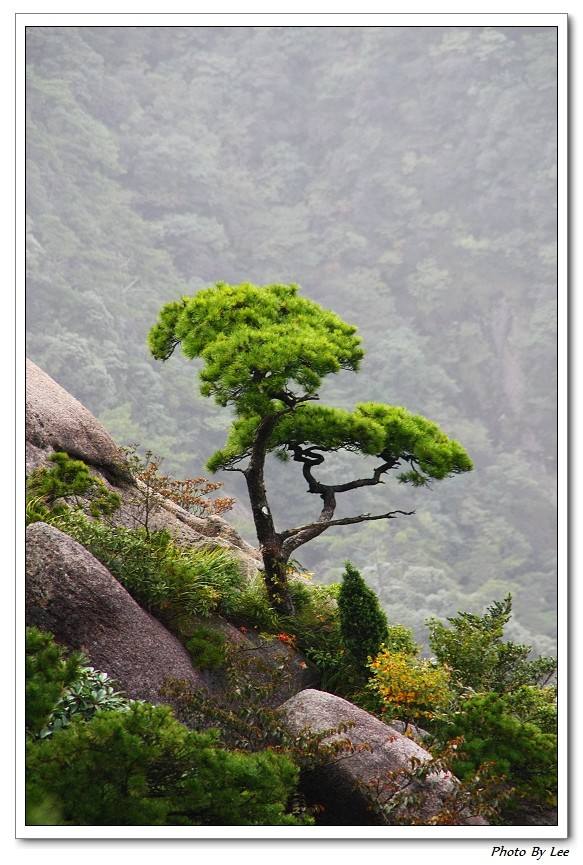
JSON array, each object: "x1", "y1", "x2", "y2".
[
  {"x1": 26, "y1": 522, "x2": 206, "y2": 708},
  {"x1": 198, "y1": 618, "x2": 319, "y2": 706},
  {"x1": 124, "y1": 495, "x2": 261, "y2": 578},
  {"x1": 25, "y1": 358, "x2": 261, "y2": 576},
  {"x1": 26, "y1": 359, "x2": 129, "y2": 482},
  {"x1": 279, "y1": 689, "x2": 486, "y2": 826},
  {"x1": 25, "y1": 361, "x2": 313, "y2": 705}
]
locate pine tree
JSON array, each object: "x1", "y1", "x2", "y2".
[{"x1": 149, "y1": 282, "x2": 472, "y2": 613}]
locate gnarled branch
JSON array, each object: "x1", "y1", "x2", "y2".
[
  {"x1": 280, "y1": 508, "x2": 416, "y2": 541},
  {"x1": 291, "y1": 444, "x2": 398, "y2": 496},
  {"x1": 280, "y1": 508, "x2": 415, "y2": 558}
]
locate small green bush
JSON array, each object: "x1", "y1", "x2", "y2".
[
  {"x1": 161, "y1": 649, "x2": 361, "y2": 775},
  {"x1": 427, "y1": 595, "x2": 556, "y2": 694},
  {"x1": 44, "y1": 666, "x2": 134, "y2": 737},
  {"x1": 383, "y1": 623, "x2": 420, "y2": 656},
  {"x1": 178, "y1": 546, "x2": 245, "y2": 617},
  {"x1": 368, "y1": 648, "x2": 452, "y2": 724},
  {"x1": 227, "y1": 573, "x2": 280, "y2": 632},
  {"x1": 497, "y1": 684, "x2": 557, "y2": 735},
  {"x1": 26, "y1": 452, "x2": 120, "y2": 523},
  {"x1": 26, "y1": 702, "x2": 310, "y2": 826},
  {"x1": 433, "y1": 691, "x2": 557, "y2": 820},
  {"x1": 185, "y1": 625, "x2": 227, "y2": 671},
  {"x1": 230, "y1": 573, "x2": 341, "y2": 649},
  {"x1": 25, "y1": 627, "x2": 84, "y2": 737},
  {"x1": 285, "y1": 580, "x2": 342, "y2": 654}
]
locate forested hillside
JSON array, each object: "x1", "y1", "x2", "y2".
[{"x1": 25, "y1": 26, "x2": 557, "y2": 652}]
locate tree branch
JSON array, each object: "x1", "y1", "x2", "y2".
[
  {"x1": 291, "y1": 444, "x2": 398, "y2": 496},
  {"x1": 280, "y1": 509, "x2": 415, "y2": 542},
  {"x1": 272, "y1": 390, "x2": 320, "y2": 409},
  {"x1": 330, "y1": 459, "x2": 398, "y2": 493},
  {"x1": 280, "y1": 508, "x2": 415, "y2": 559}
]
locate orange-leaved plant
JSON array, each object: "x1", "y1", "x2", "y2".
[{"x1": 368, "y1": 649, "x2": 452, "y2": 726}]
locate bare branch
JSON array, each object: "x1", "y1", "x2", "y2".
[
  {"x1": 280, "y1": 507, "x2": 415, "y2": 558},
  {"x1": 280, "y1": 508, "x2": 416, "y2": 542}
]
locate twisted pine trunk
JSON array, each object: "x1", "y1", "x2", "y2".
[{"x1": 245, "y1": 415, "x2": 295, "y2": 617}]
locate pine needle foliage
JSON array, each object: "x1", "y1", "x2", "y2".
[
  {"x1": 26, "y1": 702, "x2": 309, "y2": 826},
  {"x1": 433, "y1": 691, "x2": 557, "y2": 819},
  {"x1": 148, "y1": 281, "x2": 364, "y2": 416},
  {"x1": 26, "y1": 451, "x2": 121, "y2": 522}
]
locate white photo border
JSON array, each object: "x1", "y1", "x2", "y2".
[{"x1": 14, "y1": 9, "x2": 568, "y2": 842}]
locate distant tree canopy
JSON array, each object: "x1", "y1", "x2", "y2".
[{"x1": 150, "y1": 282, "x2": 472, "y2": 613}]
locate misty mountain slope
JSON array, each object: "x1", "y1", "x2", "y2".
[{"x1": 26, "y1": 26, "x2": 557, "y2": 652}]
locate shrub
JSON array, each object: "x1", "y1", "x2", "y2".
[
  {"x1": 427, "y1": 595, "x2": 556, "y2": 694},
  {"x1": 383, "y1": 623, "x2": 419, "y2": 656},
  {"x1": 229, "y1": 574, "x2": 342, "y2": 652},
  {"x1": 25, "y1": 627, "x2": 83, "y2": 737},
  {"x1": 185, "y1": 625, "x2": 227, "y2": 671},
  {"x1": 44, "y1": 666, "x2": 134, "y2": 737},
  {"x1": 499, "y1": 684, "x2": 557, "y2": 734},
  {"x1": 433, "y1": 691, "x2": 557, "y2": 820},
  {"x1": 26, "y1": 702, "x2": 310, "y2": 826},
  {"x1": 120, "y1": 446, "x2": 234, "y2": 534},
  {"x1": 302, "y1": 648, "x2": 348, "y2": 693},
  {"x1": 368, "y1": 649, "x2": 452, "y2": 725},
  {"x1": 284, "y1": 580, "x2": 342, "y2": 655},
  {"x1": 26, "y1": 451, "x2": 120, "y2": 523},
  {"x1": 162, "y1": 649, "x2": 297, "y2": 754},
  {"x1": 226, "y1": 572, "x2": 281, "y2": 632},
  {"x1": 161, "y1": 649, "x2": 362, "y2": 774},
  {"x1": 364, "y1": 736, "x2": 513, "y2": 826},
  {"x1": 338, "y1": 562, "x2": 388, "y2": 675}
]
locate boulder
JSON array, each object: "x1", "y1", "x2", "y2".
[
  {"x1": 26, "y1": 359, "x2": 129, "y2": 481},
  {"x1": 25, "y1": 522, "x2": 206, "y2": 710},
  {"x1": 177, "y1": 617, "x2": 319, "y2": 706},
  {"x1": 388, "y1": 719, "x2": 432, "y2": 744},
  {"x1": 279, "y1": 689, "x2": 487, "y2": 826}
]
